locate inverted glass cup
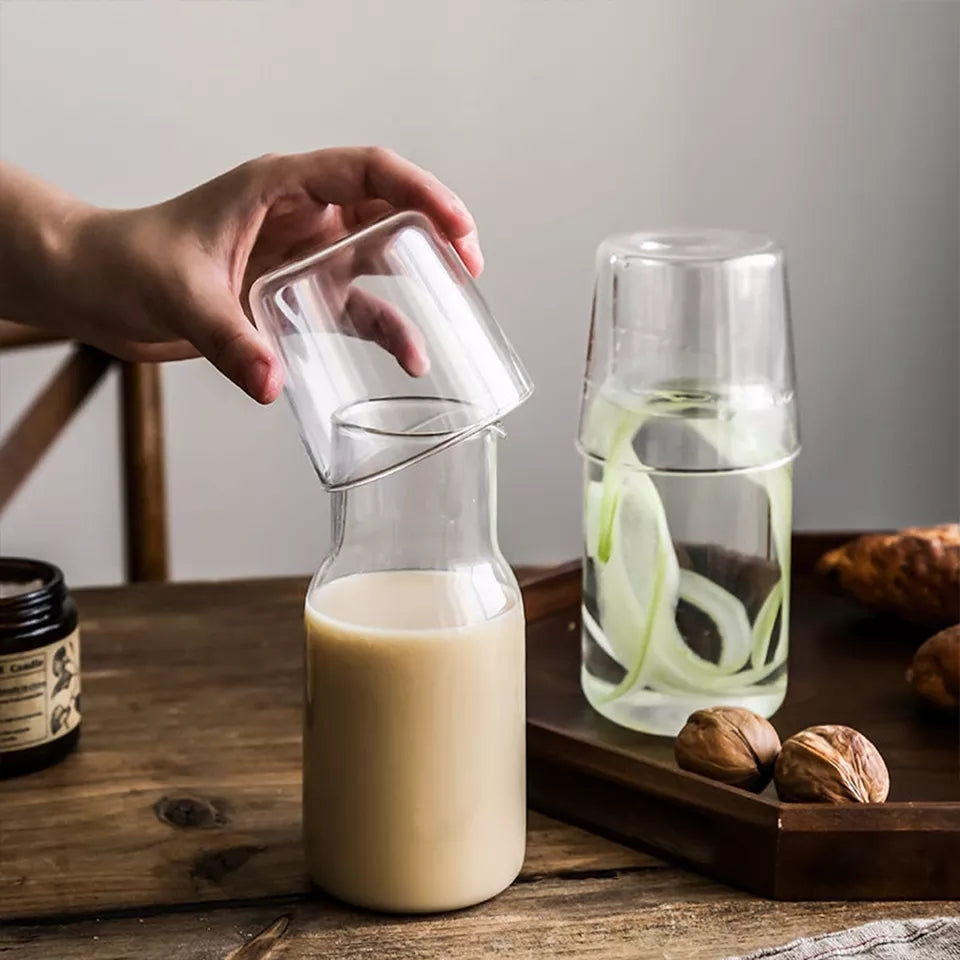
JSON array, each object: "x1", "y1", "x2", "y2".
[{"x1": 250, "y1": 211, "x2": 533, "y2": 489}]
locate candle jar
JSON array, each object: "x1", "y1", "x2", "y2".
[{"x1": 0, "y1": 558, "x2": 81, "y2": 778}]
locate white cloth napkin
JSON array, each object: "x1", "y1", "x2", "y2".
[{"x1": 725, "y1": 918, "x2": 960, "y2": 960}]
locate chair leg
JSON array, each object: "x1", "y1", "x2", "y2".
[{"x1": 120, "y1": 362, "x2": 168, "y2": 582}]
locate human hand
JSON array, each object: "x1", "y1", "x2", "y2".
[{"x1": 56, "y1": 148, "x2": 482, "y2": 402}]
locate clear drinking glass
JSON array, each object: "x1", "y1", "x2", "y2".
[
  {"x1": 577, "y1": 229, "x2": 800, "y2": 737},
  {"x1": 302, "y1": 419, "x2": 526, "y2": 913},
  {"x1": 250, "y1": 211, "x2": 532, "y2": 489}
]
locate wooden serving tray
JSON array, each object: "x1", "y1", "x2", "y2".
[{"x1": 522, "y1": 536, "x2": 960, "y2": 901}]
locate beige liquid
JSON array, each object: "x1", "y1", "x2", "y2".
[{"x1": 303, "y1": 569, "x2": 526, "y2": 913}]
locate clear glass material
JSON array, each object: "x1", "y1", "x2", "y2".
[
  {"x1": 250, "y1": 211, "x2": 533, "y2": 489},
  {"x1": 577, "y1": 229, "x2": 800, "y2": 736},
  {"x1": 302, "y1": 416, "x2": 526, "y2": 913}
]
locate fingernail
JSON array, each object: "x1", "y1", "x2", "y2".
[
  {"x1": 407, "y1": 349, "x2": 431, "y2": 378},
  {"x1": 462, "y1": 236, "x2": 484, "y2": 274},
  {"x1": 264, "y1": 363, "x2": 283, "y2": 401},
  {"x1": 247, "y1": 358, "x2": 280, "y2": 403}
]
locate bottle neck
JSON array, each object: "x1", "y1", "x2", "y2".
[{"x1": 328, "y1": 428, "x2": 503, "y2": 576}]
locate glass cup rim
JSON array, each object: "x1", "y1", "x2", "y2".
[
  {"x1": 326, "y1": 384, "x2": 532, "y2": 490},
  {"x1": 327, "y1": 411, "x2": 513, "y2": 492},
  {"x1": 599, "y1": 227, "x2": 781, "y2": 265}
]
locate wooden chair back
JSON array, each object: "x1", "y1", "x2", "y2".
[{"x1": 0, "y1": 320, "x2": 169, "y2": 582}]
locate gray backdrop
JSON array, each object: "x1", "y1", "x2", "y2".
[{"x1": 0, "y1": 0, "x2": 957, "y2": 585}]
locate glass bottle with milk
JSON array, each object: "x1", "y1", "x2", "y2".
[
  {"x1": 303, "y1": 414, "x2": 526, "y2": 912},
  {"x1": 249, "y1": 212, "x2": 533, "y2": 913}
]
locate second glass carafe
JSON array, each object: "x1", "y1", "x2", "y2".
[{"x1": 578, "y1": 230, "x2": 800, "y2": 737}]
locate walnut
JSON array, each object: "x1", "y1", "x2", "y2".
[
  {"x1": 774, "y1": 725, "x2": 889, "y2": 803},
  {"x1": 816, "y1": 524, "x2": 959, "y2": 627},
  {"x1": 907, "y1": 625, "x2": 959, "y2": 713},
  {"x1": 674, "y1": 706, "x2": 781, "y2": 792}
]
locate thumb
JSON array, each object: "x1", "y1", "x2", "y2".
[{"x1": 183, "y1": 290, "x2": 283, "y2": 403}]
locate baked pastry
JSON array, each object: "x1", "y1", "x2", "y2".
[{"x1": 816, "y1": 525, "x2": 959, "y2": 627}]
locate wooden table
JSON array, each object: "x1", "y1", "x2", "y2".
[{"x1": 0, "y1": 575, "x2": 951, "y2": 959}]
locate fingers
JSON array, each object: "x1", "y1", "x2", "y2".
[
  {"x1": 342, "y1": 287, "x2": 430, "y2": 378},
  {"x1": 179, "y1": 289, "x2": 283, "y2": 403},
  {"x1": 283, "y1": 148, "x2": 484, "y2": 276}
]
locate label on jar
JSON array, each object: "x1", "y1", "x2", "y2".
[{"x1": 0, "y1": 630, "x2": 81, "y2": 751}]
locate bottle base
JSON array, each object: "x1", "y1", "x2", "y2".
[
  {"x1": 307, "y1": 855, "x2": 524, "y2": 915},
  {"x1": 582, "y1": 669, "x2": 786, "y2": 737}
]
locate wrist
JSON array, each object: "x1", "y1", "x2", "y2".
[{"x1": 0, "y1": 164, "x2": 97, "y2": 328}]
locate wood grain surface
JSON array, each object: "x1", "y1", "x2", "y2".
[
  {"x1": 0, "y1": 560, "x2": 955, "y2": 958},
  {"x1": 1, "y1": 875, "x2": 952, "y2": 960},
  {"x1": 0, "y1": 575, "x2": 647, "y2": 919}
]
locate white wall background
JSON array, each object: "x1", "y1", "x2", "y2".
[{"x1": 0, "y1": 0, "x2": 957, "y2": 587}]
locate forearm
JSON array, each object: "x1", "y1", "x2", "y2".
[{"x1": 0, "y1": 163, "x2": 92, "y2": 330}]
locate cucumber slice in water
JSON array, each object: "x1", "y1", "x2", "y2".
[{"x1": 582, "y1": 385, "x2": 794, "y2": 703}]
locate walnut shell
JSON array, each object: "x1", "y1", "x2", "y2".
[
  {"x1": 907, "y1": 625, "x2": 959, "y2": 713},
  {"x1": 774, "y1": 725, "x2": 889, "y2": 803},
  {"x1": 816, "y1": 524, "x2": 959, "y2": 627},
  {"x1": 675, "y1": 706, "x2": 781, "y2": 792}
]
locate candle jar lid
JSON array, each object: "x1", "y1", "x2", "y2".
[{"x1": 250, "y1": 211, "x2": 532, "y2": 489}]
